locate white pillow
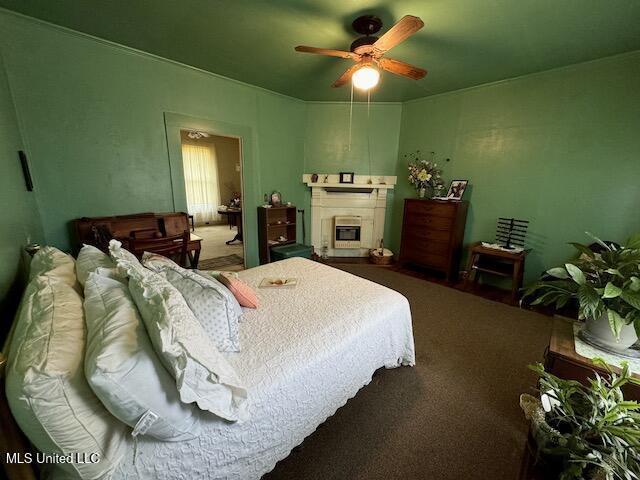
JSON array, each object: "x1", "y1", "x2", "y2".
[
  {"x1": 94, "y1": 266, "x2": 127, "y2": 284},
  {"x1": 29, "y1": 245, "x2": 78, "y2": 289},
  {"x1": 108, "y1": 239, "x2": 144, "y2": 271},
  {"x1": 143, "y1": 252, "x2": 242, "y2": 352},
  {"x1": 84, "y1": 272, "x2": 201, "y2": 441},
  {"x1": 6, "y1": 277, "x2": 127, "y2": 479},
  {"x1": 122, "y1": 261, "x2": 248, "y2": 421},
  {"x1": 142, "y1": 254, "x2": 242, "y2": 315},
  {"x1": 76, "y1": 244, "x2": 115, "y2": 287}
]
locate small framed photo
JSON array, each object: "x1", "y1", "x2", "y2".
[
  {"x1": 339, "y1": 172, "x2": 354, "y2": 184},
  {"x1": 446, "y1": 180, "x2": 468, "y2": 200},
  {"x1": 270, "y1": 191, "x2": 282, "y2": 206}
]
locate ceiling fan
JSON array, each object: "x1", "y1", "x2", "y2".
[{"x1": 295, "y1": 14, "x2": 427, "y2": 90}]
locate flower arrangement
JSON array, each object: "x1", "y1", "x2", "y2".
[{"x1": 406, "y1": 150, "x2": 445, "y2": 198}]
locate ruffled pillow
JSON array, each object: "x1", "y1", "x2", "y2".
[
  {"x1": 120, "y1": 260, "x2": 248, "y2": 421},
  {"x1": 76, "y1": 244, "x2": 115, "y2": 287},
  {"x1": 142, "y1": 252, "x2": 242, "y2": 352},
  {"x1": 84, "y1": 272, "x2": 201, "y2": 440},
  {"x1": 108, "y1": 239, "x2": 144, "y2": 270}
]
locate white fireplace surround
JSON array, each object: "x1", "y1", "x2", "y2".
[{"x1": 303, "y1": 174, "x2": 397, "y2": 257}]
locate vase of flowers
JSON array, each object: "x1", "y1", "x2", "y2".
[{"x1": 406, "y1": 151, "x2": 445, "y2": 199}]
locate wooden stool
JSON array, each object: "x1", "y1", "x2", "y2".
[{"x1": 464, "y1": 242, "x2": 529, "y2": 303}]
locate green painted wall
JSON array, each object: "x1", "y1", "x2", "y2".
[
  {"x1": 303, "y1": 102, "x2": 402, "y2": 243},
  {"x1": 0, "y1": 11, "x2": 306, "y2": 267},
  {"x1": 1, "y1": 9, "x2": 638, "y2": 287},
  {"x1": 391, "y1": 52, "x2": 640, "y2": 281},
  {"x1": 0, "y1": 51, "x2": 43, "y2": 335}
]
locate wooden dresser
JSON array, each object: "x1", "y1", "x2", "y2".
[{"x1": 399, "y1": 199, "x2": 469, "y2": 281}]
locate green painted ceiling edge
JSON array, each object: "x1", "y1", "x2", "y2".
[
  {"x1": 1, "y1": 1, "x2": 639, "y2": 102},
  {"x1": 402, "y1": 49, "x2": 640, "y2": 104},
  {"x1": 0, "y1": 8, "x2": 305, "y2": 104},
  {"x1": 3, "y1": 6, "x2": 638, "y2": 108}
]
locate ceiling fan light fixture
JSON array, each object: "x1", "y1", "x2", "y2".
[
  {"x1": 352, "y1": 65, "x2": 380, "y2": 90},
  {"x1": 187, "y1": 130, "x2": 210, "y2": 140},
  {"x1": 294, "y1": 14, "x2": 425, "y2": 89}
]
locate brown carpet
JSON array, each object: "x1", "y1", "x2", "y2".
[
  {"x1": 198, "y1": 254, "x2": 244, "y2": 270},
  {"x1": 263, "y1": 265, "x2": 552, "y2": 480}
]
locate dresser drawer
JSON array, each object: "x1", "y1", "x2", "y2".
[
  {"x1": 402, "y1": 234, "x2": 450, "y2": 257},
  {"x1": 404, "y1": 214, "x2": 453, "y2": 232},
  {"x1": 403, "y1": 250, "x2": 448, "y2": 269},
  {"x1": 405, "y1": 200, "x2": 457, "y2": 219}
]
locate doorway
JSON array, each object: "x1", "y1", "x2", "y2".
[{"x1": 180, "y1": 130, "x2": 244, "y2": 271}]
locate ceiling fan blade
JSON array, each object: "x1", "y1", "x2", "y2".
[
  {"x1": 332, "y1": 63, "x2": 363, "y2": 88},
  {"x1": 378, "y1": 58, "x2": 427, "y2": 80},
  {"x1": 373, "y1": 15, "x2": 424, "y2": 55},
  {"x1": 295, "y1": 45, "x2": 360, "y2": 60}
]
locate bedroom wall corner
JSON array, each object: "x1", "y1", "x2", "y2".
[
  {"x1": 0, "y1": 10, "x2": 306, "y2": 265},
  {"x1": 302, "y1": 101, "x2": 403, "y2": 247},
  {"x1": 0, "y1": 47, "x2": 44, "y2": 343},
  {"x1": 390, "y1": 51, "x2": 640, "y2": 283}
]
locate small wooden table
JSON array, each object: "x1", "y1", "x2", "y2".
[
  {"x1": 545, "y1": 317, "x2": 640, "y2": 400},
  {"x1": 464, "y1": 242, "x2": 529, "y2": 304},
  {"x1": 217, "y1": 208, "x2": 242, "y2": 244}
]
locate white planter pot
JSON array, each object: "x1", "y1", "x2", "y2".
[{"x1": 585, "y1": 312, "x2": 638, "y2": 353}]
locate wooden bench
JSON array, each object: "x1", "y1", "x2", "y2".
[{"x1": 74, "y1": 212, "x2": 202, "y2": 268}]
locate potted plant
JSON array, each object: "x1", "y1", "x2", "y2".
[
  {"x1": 521, "y1": 359, "x2": 640, "y2": 480},
  {"x1": 523, "y1": 233, "x2": 640, "y2": 352},
  {"x1": 405, "y1": 150, "x2": 445, "y2": 199}
]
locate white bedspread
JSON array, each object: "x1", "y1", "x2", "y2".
[{"x1": 113, "y1": 258, "x2": 415, "y2": 480}]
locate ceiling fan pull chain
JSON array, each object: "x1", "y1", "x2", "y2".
[
  {"x1": 367, "y1": 90, "x2": 372, "y2": 180},
  {"x1": 348, "y1": 82, "x2": 354, "y2": 152}
]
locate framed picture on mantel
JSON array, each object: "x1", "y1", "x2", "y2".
[{"x1": 339, "y1": 172, "x2": 354, "y2": 184}]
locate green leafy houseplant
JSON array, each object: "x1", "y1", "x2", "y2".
[
  {"x1": 522, "y1": 360, "x2": 640, "y2": 480},
  {"x1": 522, "y1": 233, "x2": 640, "y2": 340}
]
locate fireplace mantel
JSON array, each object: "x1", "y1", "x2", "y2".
[
  {"x1": 302, "y1": 173, "x2": 397, "y2": 258},
  {"x1": 303, "y1": 174, "x2": 396, "y2": 189}
]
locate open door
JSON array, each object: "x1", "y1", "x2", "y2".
[{"x1": 180, "y1": 130, "x2": 244, "y2": 271}]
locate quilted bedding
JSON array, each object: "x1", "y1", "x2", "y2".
[{"x1": 112, "y1": 257, "x2": 415, "y2": 480}]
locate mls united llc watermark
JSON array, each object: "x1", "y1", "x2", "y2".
[{"x1": 5, "y1": 452, "x2": 100, "y2": 464}]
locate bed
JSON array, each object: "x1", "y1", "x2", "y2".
[
  {"x1": 2, "y1": 254, "x2": 414, "y2": 480},
  {"x1": 110, "y1": 257, "x2": 415, "y2": 480}
]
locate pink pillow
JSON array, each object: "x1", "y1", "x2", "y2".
[{"x1": 219, "y1": 273, "x2": 259, "y2": 308}]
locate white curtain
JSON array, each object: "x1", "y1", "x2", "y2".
[{"x1": 182, "y1": 143, "x2": 221, "y2": 224}]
